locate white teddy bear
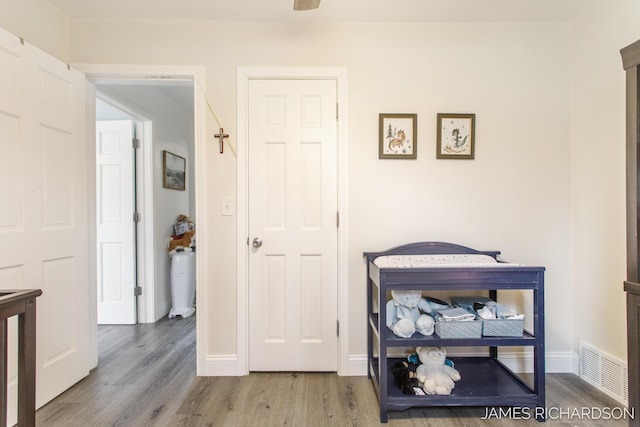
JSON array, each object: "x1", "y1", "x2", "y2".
[
  {"x1": 385, "y1": 290, "x2": 434, "y2": 338},
  {"x1": 415, "y1": 346, "x2": 461, "y2": 395}
]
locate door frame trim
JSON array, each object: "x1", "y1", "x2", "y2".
[
  {"x1": 236, "y1": 67, "x2": 349, "y2": 375},
  {"x1": 77, "y1": 63, "x2": 208, "y2": 375}
]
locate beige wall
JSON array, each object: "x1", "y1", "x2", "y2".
[
  {"x1": 3, "y1": 0, "x2": 639, "y2": 374},
  {"x1": 65, "y1": 18, "x2": 576, "y2": 368},
  {"x1": 571, "y1": 0, "x2": 640, "y2": 362},
  {"x1": 0, "y1": 0, "x2": 69, "y2": 60}
]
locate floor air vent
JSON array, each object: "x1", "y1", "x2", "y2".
[{"x1": 580, "y1": 341, "x2": 628, "y2": 404}]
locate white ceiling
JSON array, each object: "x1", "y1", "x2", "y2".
[
  {"x1": 96, "y1": 84, "x2": 194, "y2": 117},
  {"x1": 46, "y1": 0, "x2": 597, "y2": 23}
]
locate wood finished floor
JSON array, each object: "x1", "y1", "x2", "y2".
[
  {"x1": 36, "y1": 316, "x2": 630, "y2": 426},
  {"x1": 36, "y1": 315, "x2": 197, "y2": 426},
  {"x1": 170, "y1": 374, "x2": 629, "y2": 427}
]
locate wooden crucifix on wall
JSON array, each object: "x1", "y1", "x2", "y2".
[{"x1": 214, "y1": 128, "x2": 229, "y2": 154}]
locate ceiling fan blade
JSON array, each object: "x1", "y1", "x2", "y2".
[{"x1": 294, "y1": 0, "x2": 320, "y2": 11}]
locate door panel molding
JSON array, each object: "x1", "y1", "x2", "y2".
[
  {"x1": 248, "y1": 79, "x2": 337, "y2": 371},
  {"x1": 237, "y1": 67, "x2": 349, "y2": 375},
  {"x1": 96, "y1": 120, "x2": 136, "y2": 324},
  {"x1": 0, "y1": 27, "x2": 90, "y2": 418}
]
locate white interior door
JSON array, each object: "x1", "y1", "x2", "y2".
[
  {"x1": 96, "y1": 120, "x2": 136, "y2": 324},
  {"x1": 248, "y1": 79, "x2": 338, "y2": 371},
  {"x1": 0, "y1": 27, "x2": 90, "y2": 416}
]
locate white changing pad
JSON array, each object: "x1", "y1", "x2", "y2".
[{"x1": 373, "y1": 254, "x2": 521, "y2": 268}]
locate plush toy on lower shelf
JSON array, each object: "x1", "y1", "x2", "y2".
[
  {"x1": 390, "y1": 359, "x2": 421, "y2": 395},
  {"x1": 415, "y1": 346, "x2": 461, "y2": 395}
]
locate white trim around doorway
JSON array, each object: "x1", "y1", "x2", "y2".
[
  {"x1": 75, "y1": 63, "x2": 209, "y2": 376},
  {"x1": 235, "y1": 67, "x2": 350, "y2": 376}
]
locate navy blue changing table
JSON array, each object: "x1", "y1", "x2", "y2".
[{"x1": 364, "y1": 242, "x2": 546, "y2": 423}]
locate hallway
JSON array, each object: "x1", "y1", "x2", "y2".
[{"x1": 36, "y1": 315, "x2": 196, "y2": 426}]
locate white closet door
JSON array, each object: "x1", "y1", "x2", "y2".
[{"x1": 248, "y1": 79, "x2": 338, "y2": 371}]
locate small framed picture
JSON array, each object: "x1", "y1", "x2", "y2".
[
  {"x1": 436, "y1": 113, "x2": 475, "y2": 159},
  {"x1": 163, "y1": 150, "x2": 186, "y2": 191},
  {"x1": 379, "y1": 113, "x2": 417, "y2": 159}
]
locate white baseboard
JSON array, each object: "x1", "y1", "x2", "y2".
[
  {"x1": 547, "y1": 351, "x2": 580, "y2": 374},
  {"x1": 343, "y1": 351, "x2": 578, "y2": 376},
  {"x1": 345, "y1": 355, "x2": 368, "y2": 376},
  {"x1": 152, "y1": 301, "x2": 173, "y2": 323},
  {"x1": 202, "y1": 354, "x2": 368, "y2": 376},
  {"x1": 199, "y1": 351, "x2": 579, "y2": 376},
  {"x1": 497, "y1": 350, "x2": 578, "y2": 374},
  {"x1": 201, "y1": 354, "x2": 246, "y2": 376}
]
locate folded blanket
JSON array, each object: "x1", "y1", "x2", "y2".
[{"x1": 436, "y1": 307, "x2": 476, "y2": 322}]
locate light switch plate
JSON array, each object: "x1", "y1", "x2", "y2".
[{"x1": 221, "y1": 197, "x2": 234, "y2": 216}]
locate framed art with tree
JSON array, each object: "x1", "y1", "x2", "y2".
[{"x1": 379, "y1": 113, "x2": 417, "y2": 159}]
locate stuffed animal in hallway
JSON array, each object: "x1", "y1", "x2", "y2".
[
  {"x1": 390, "y1": 360, "x2": 420, "y2": 395},
  {"x1": 168, "y1": 230, "x2": 196, "y2": 256},
  {"x1": 415, "y1": 346, "x2": 461, "y2": 395},
  {"x1": 173, "y1": 214, "x2": 195, "y2": 235},
  {"x1": 385, "y1": 290, "x2": 434, "y2": 338}
]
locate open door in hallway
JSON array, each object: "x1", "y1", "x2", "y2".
[
  {"x1": 0, "y1": 27, "x2": 90, "y2": 416},
  {"x1": 96, "y1": 120, "x2": 136, "y2": 325}
]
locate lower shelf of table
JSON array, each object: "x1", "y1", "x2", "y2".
[{"x1": 369, "y1": 356, "x2": 542, "y2": 410}]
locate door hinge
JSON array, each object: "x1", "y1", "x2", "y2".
[
  {"x1": 134, "y1": 286, "x2": 142, "y2": 296},
  {"x1": 336, "y1": 103, "x2": 339, "y2": 120},
  {"x1": 337, "y1": 320, "x2": 340, "y2": 337},
  {"x1": 132, "y1": 138, "x2": 140, "y2": 149},
  {"x1": 133, "y1": 212, "x2": 141, "y2": 223},
  {"x1": 336, "y1": 211, "x2": 339, "y2": 228}
]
